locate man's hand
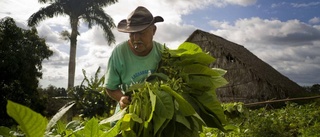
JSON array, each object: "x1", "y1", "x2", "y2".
[
  {"x1": 106, "y1": 89, "x2": 131, "y2": 109},
  {"x1": 119, "y1": 96, "x2": 131, "y2": 109}
]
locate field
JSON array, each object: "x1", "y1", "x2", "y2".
[
  {"x1": 202, "y1": 101, "x2": 320, "y2": 137},
  {"x1": 2, "y1": 99, "x2": 320, "y2": 137}
]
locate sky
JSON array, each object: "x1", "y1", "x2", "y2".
[{"x1": 1, "y1": 0, "x2": 319, "y2": 88}]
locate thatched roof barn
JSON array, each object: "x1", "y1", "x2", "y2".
[{"x1": 185, "y1": 29, "x2": 306, "y2": 103}]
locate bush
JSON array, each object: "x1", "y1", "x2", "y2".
[
  {"x1": 203, "y1": 101, "x2": 320, "y2": 137},
  {"x1": 68, "y1": 67, "x2": 116, "y2": 118}
]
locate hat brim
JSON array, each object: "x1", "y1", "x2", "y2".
[{"x1": 117, "y1": 16, "x2": 164, "y2": 33}]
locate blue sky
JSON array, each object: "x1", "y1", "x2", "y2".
[
  {"x1": 183, "y1": 1, "x2": 320, "y2": 30},
  {"x1": 0, "y1": 0, "x2": 319, "y2": 88}
]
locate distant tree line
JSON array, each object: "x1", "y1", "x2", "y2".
[{"x1": 303, "y1": 84, "x2": 320, "y2": 94}]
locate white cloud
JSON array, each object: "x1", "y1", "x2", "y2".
[
  {"x1": 37, "y1": 24, "x2": 63, "y2": 44},
  {"x1": 212, "y1": 18, "x2": 320, "y2": 47},
  {"x1": 40, "y1": 45, "x2": 70, "y2": 88},
  {"x1": 291, "y1": 2, "x2": 320, "y2": 8},
  {"x1": 309, "y1": 17, "x2": 320, "y2": 24},
  {"x1": 0, "y1": 0, "x2": 44, "y2": 22},
  {"x1": 225, "y1": 0, "x2": 257, "y2": 6},
  {"x1": 208, "y1": 20, "x2": 231, "y2": 29},
  {"x1": 271, "y1": 2, "x2": 286, "y2": 8},
  {"x1": 155, "y1": 23, "x2": 197, "y2": 49},
  {"x1": 209, "y1": 17, "x2": 320, "y2": 86},
  {"x1": 78, "y1": 26, "x2": 110, "y2": 46}
]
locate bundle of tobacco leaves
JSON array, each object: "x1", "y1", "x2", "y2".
[{"x1": 104, "y1": 42, "x2": 228, "y2": 137}]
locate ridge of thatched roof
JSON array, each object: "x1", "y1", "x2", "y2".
[{"x1": 186, "y1": 29, "x2": 305, "y2": 95}]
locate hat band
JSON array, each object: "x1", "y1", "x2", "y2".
[{"x1": 127, "y1": 20, "x2": 153, "y2": 26}]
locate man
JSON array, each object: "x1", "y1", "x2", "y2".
[{"x1": 105, "y1": 6, "x2": 164, "y2": 111}]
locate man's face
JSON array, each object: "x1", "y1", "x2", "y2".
[{"x1": 129, "y1": 25, "x2": 155, "y2": 55}]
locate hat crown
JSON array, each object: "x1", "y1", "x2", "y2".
[
  {"x1": 117, "y1": 6, "x2": 163, "y2": 33},
  {"x1": 127, "y1": 6, "x2": 153, "y2": 26}
]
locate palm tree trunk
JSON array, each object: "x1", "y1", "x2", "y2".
[{"x1": 68, "y1": 17, "x2": 79, "y2": 89}]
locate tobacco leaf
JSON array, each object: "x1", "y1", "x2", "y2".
[{"x1": 105, "y1": 42, "x2": 228, "y2": 136}]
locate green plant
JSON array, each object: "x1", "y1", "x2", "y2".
[
  {"x1": 68, "y1": 67, "x2": 116, "y2": 118},
  {"x1": 101, "y1": 42, "x2": 229, "y2": 136},
  {"x1": 204, "y1": 101, "x2": 320, "y2": 137},
  {"x1": 1, "y1": 100, "x2": 117, "y2": 137},
  {"x1": 2, "y1": 100, "x2": 76, "y2": 137},
  {"x1": 0, "y1": 17, "x2": 53, "y2": 127}
]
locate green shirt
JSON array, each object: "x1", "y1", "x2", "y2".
[{"x1": 105, "y1": 41, "x2": 163, "y2": 92}]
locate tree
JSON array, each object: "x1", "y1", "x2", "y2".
[
  {"x1": 28, "y1": 0, "x2": 117, "y2": 89},
  {"x1": 311, "y1": 84, "x2": 320, "y2": 93},
  {"x1": 0, "y1": 17, "x2": 53, "y2": 126}
]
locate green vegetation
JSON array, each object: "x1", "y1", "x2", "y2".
[
  {"x1": 68, "y1": 67, "x2": 116, "y2": 118},
  {"x1": 303, "y1": 84, "x2": 320, "y2": 94},
  {"x1": 202, "y1": 101, "x2": 320, "y2": 137},
  {"x1": 0, "y1": 17, "x2": 53, "y2": 127},
  {"x1": 101, "y1": 42, "x2": 229, "y2": 136},
  {"x1": 2, "y1": 99, "x2": 320, "y2": 137}
]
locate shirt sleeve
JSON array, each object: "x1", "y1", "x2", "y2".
[{"x1": 104, "y1": 52, "x2": 121, "y2": 90}]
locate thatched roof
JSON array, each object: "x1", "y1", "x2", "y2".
[{"x1": 186, "y1": 29, "x2": 306, "y2": 99}]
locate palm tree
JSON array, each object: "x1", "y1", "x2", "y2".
[{"x1": 28, "y1": 0, "x2": 117, "y2": 89}]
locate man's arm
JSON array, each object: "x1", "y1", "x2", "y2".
[{"x1": 106, "y1": 89, "x2": 130, "y2": 109}]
